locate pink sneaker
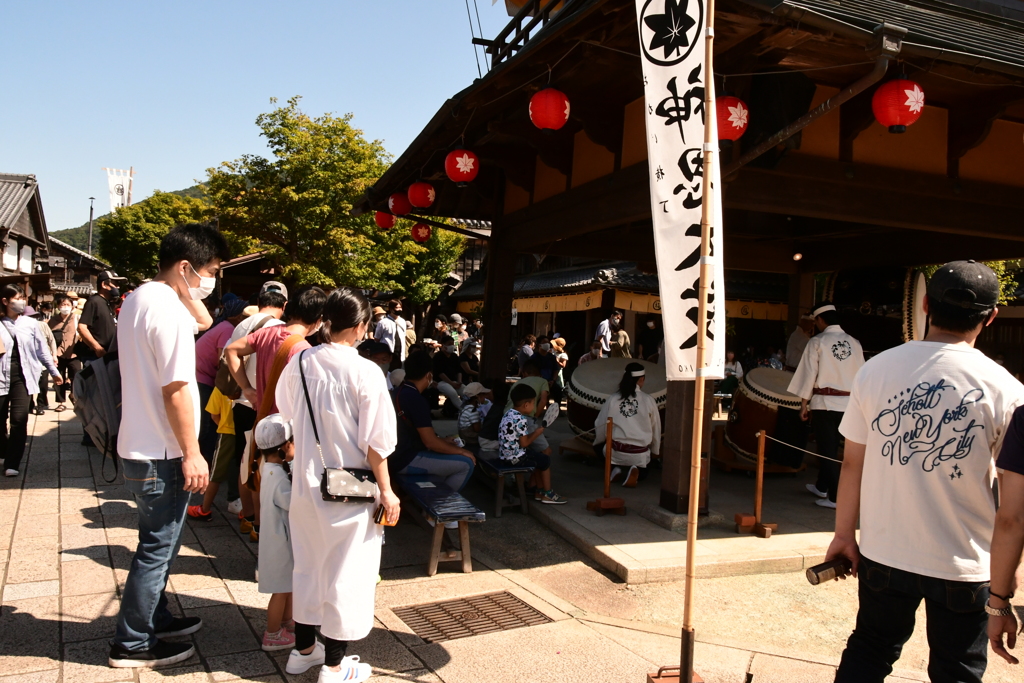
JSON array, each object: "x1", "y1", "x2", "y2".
[
  {"x1": 281, "y1": 620, "x2": 296, "y2": 634},
  {"x1": 262, "y1": 628, "x2": 296, "y2": 652}
]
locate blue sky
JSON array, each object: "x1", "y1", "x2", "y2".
[{"x1": 2, "y1": 1, "x2": 511, "y2": 231}]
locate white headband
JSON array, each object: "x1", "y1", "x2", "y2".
[
  {"x1": 813, "y1": 304, "x2": 836, "y2": 317},
  {"x1": 631, "y1": 370, "x2": 646, "y2": 378}
]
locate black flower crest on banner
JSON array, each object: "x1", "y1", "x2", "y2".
[{"x1": 639, "y1": 0, "x2": 702, "y2": 66}]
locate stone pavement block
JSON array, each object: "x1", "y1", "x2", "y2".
[
  {"x1": 61, "y1": 592, "x2": 120, "y2": 643},
  {"x1": 188, "y1": 604, "x2": 261, "y2": 657},
  {"x1": 59, "y1": 476, "x2": 95, "y2": 490},
  {"x1": 0, "y1": 497, "x2": 20, "y2": 517},
  {"x1": 59, "y1": 461, "x2": 92, "y2": 479},
  {"x1": 223, "y1": 580, "x2": 264, "y2": 610},
  {"x1": 174, "y1": 586, "x2": 235, "y2": 609},
  {"x1": 207, "y1": 651, "x2": 278, "y2": 681},
  {"x1": 61, "y1": 544, "x2": 110, "y2": 563},
  {"x1": 102, "y1": 513, "x2": 139, "y2": 538},
  {"x1": 0, "y1": 669, "x2": 60, "y2": 683},
  {"x1": 6, "y1": 555, "x2": 60, "y2": 583},
  {"x1": 368, "y1": 672, "x2": 442, "y2": 683},
  {"x1": 169, "y1": 553, "x2": 224, "y2": 592},
  {"x1": 0, "y1": 597, "x2": 60, "y2": 675},
  {"x1": 14, "y1": 514, "x2": 59, "y2": 539},
  {"x1": 358, "y1": 625, "x2": 424, "y2": 675},
  {"x1": 61, "y1": 523, "x2": 107, "y2": 550},
  {"x1": 63, "y1": 639, "x2": 141, "y2": 682},
  {"x1": 10, "y1": 536, "x2": 58, "y2": 556},
  {"x1": 210, "y1": 554, "x2": 259, "y2": 584},
  {"x1": 138, "y1": 665, "x2": 208, "y2": 683},
  {"x1": 98, "y1": 498, "x2": 135, "y2": 517},
  {"x1": 749, "y1": 653, "x2": 836, "y2": 682},
  {"x1": 3, "y1": 581, "x2": 60, "y2": 602},
  {"x1": 61, "y1": 557, "x2": 116, "y2": 596},
  {"x1": 0, "y1": 524, "x2": 17, "y2": 551}
]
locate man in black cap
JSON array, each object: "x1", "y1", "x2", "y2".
[
  {"x1": 77, "y1": 270, "x2": 126, "y2": 363},
  {"x1": 825, "y1": 261, "x2": 1024, "y2": 682}
]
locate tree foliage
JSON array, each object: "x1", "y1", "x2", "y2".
[
  {"x1": 919, "y1": 260, "x2": 1021, "y2": 306},
  {"x1": 205, "y1": 97, "x2": 463, "y2": 301}
]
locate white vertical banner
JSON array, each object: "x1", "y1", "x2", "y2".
[
  {"x1": 635, "y1": 0, "x2": 725, "y2": 381},
  {"x1": 106, "y1": 168, "x2": 133, "y2": 213}
]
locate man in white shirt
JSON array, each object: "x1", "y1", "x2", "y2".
[
  {"x1": 109, "y1": 223, "x2": 229, "y2": 669},
  {"x1": 827, "y1": 261, "x2": 1024, "y2": 682},
  {"x1": 594, "y1": 310, "x2": 622, "y2": 357},
  {"x1": 374, "y1": 299, "x2": 406, "y2": 365},
  {"x1": 784, "y1": 315, "x2": 815, "y2": 371},
  {"x1": 788, "y1": 302, "x2": 865, "y2": 507}
]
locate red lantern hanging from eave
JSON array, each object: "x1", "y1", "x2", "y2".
[
  {"x1": 411, "y1": 222, "x2": 432, "y2": 243},
  {"x1": 529, "y1": 87, "x2": 570, "y2": 131},
  {"x1": 374, "y1": 211, "x2": 395, "y2": 229},
  {"x1": 872, "y1": 79, "x2": 925, "y2": 133},
  {"x1": 388, "y1": 192, "x2": 412, "y2": 216},
  {"x1": 445, "y1": 149, "x2": 479, "y2": 186},
  {"x1": 407, "y1": 181, "x2": 436, "y2": 208},
  {"x1": 716, "y1": 95, "x2": 749, "y2": 141}
]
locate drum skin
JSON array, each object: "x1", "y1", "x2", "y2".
[
  {"x1": 725, "y1": 368, "x2": 801, "y2": 461},
  {"x1": 566, "y1": 358, "x2": 666, "y2": 443}
]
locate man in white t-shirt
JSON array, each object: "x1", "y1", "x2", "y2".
[
  {"x1": 827, "y1": 261, "x2": 1024, "y2": 683},
  {"x1": 374, "y1": 299, "x2": 406, "y2": 365},
  {"x1": 594, "y1": 310, "x2": 622, "y2": 357},
  {"x1": 109, "y1": 223, "x2": 230, "y2": 669}
]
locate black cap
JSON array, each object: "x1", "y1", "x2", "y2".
[
  {"x1": 97, "y1": 270, "x2": 127, "y2": 284},
  {"x1": 927, "y1": 260, "x2": 999, "y2": 311}
]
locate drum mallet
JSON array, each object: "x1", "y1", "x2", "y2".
[
  {"x1": 587, "y1": 418, "x2": 626, "y2": 516},
  {"x1": 734, "y1": 430, "x2": 778, "y2": 538}
]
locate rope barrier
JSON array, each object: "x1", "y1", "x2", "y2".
[{"x1": 760, "y1": 432, "x2": 845, "y2": 464}]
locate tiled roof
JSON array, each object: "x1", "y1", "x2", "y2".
[
  {"x1": 453, "y1": 261, "x2": 657, "y2": 300},
  {"x1": 48, "y1": 236, "x2": 110, "y2": 268},
  {"x1": 0, "y1": 174, "x2": 37, "y2": 230}
]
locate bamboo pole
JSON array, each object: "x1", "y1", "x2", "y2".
[{"x1": 681, "y1": 1, "x2": 717, "y2": 681}]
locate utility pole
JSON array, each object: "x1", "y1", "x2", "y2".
[{"x1": 88, "y1": 197, "x2": 95, "y2": 256}]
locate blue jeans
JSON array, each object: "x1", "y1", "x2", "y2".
[
  {"x1": 402, "y1": 451, "x2": 475, "y2": 492},
  {"x1": 112, "y1": 458, "x2": 190, "y2": 651},
  {"x1": 835, "y1": 555, "x2": 989, "y2": 683}
]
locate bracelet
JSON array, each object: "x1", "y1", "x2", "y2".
[
  {"x1": 989, "y1": 589, "x2": 1014, "y2": 602},
  {"x1": 985, "y1": 600, "x2": 1014, "y2": 617}
]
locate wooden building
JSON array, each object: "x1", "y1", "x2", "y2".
[
  {"x1": 0, "y1": 173, "x2": 52, "y2": 297},
  {"x1": 47, "y1": 236, "x2": 110, "y2": 296},
  {"x1": 356, "y1": 0, "x2": 1024, "y2": 512}
]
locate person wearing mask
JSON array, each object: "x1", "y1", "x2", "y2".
[
  {"x1": 194, "y1": 298, "x2": 248, "y2": 469},
  {"x1": 77, "y1": 270, "x2": 126, "y2": 363},
  {"x1": 27, "y1": 305, "x2": 58, "y2": 415},
  {"x1": 517, "y1": 334, "x2": 536, "y2": 376},
  {"x1": 449, "y1": 313, "x2": 469, "y2": 351},
  {"x1": 637, "y1": 317, "x2": 664, "y2": 362},
  {"x1": 108, "y1": 223, "x2": 229, "y2": 668},
  {"x1": 470, "y1": 318, "x2": 483, "y2": 340},
  {"x1": 358, "y1": 341, "x2": 394, "y2": 390},
  {"x1": 373, "y1": 300, "x2": 405, "y2": 366},
  {"x1": 49, "y1": 295, "x2": 80, "y2": 413},
  {"x1": 578, "y1": 340, "x2": 604, "y2": 366},
  {"x1": 595, "y1": 310, "x2": 623, "y2": 358},
  {"x1": 0, "y1": 286, "x2": 63, "y2": 476},
  {"x1": 432, "y1": 341, "x2": 464, "y2": 414},
  {"x1": 459, "y1": 340, "x2": 481, "y2": 383},
  {"x1": 369, "y1": 306, "x2": 386, "y2": 338},
  {"x1": 275, "y1": 288, "x2": 398, "y2": 681},
  {"x1": 610, "y1": 322, "x2": 632, "y2": 358}
]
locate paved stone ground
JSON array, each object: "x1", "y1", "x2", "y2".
[{"x1": 2, "y1": 411, "x2": 1021, "y2": 682}]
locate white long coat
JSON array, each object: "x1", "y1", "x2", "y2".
[{"x1": 275, "y1": 343, "x2": 397, "y2": 642}]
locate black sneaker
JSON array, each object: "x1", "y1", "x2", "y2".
[
  {"x1": 154, "y1": 616, "x2": 203, "y2": 638},
  {"x1": 108, "y1": 641, "x2": 195, "y2": 668}
]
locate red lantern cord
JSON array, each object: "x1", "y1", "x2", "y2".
[
  {"x1": 716, "y1": 96, "x2": 749, "y2": 141},
  {"x1": 407, "y1": 181, "x2": 436, "y2": 208},
  {"x1": 872, "y1": 79, "x2": 925, "y2": 134},
  {"x1": 388, "y1": 192, "x2": 412, "y2": 216},
  {"x1": 529, "y1": 87, "x2": 571, "y2": 131},
  {"x1": 411, "y1": 222, "x2": 432, "y2": 243},
  {"x1": 374, "y1": 211, "x2": 395, "y2": 229},
  {"x1": 445, "y1": 149, "x2": 480, "y2": 186}
]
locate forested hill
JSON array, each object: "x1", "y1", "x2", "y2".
[{"x1": 50, "y1": 185, "x2": 204, "y2": 253}]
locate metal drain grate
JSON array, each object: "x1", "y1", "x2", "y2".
[{"x1": 393, "y1": 591, "x2": 552, "y2": 643}]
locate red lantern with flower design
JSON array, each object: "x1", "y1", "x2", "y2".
[
  {"x1": 716, "y1": 95, "x2": 749, "y2": 141},
  {"x1": 872, "y1": 79, "x2": 925, "y2": 133},
  {"x1": 529, "y1": 87, "x2": 570, "y2": 131},
  {"x1": 411, "y1": 222, "x2": 432, "y2": 243},
  {"x1": 407, "y1": 181, "x2": 435, "y2": 208},
  {"x1": 445, "y1": 149, "x2": 479, "y2": 186},
  {"x1": 374, "y1": 211, "x2": 395, "y2": 229},
  {"x1": 388, "y1": 192, "x2": 412, "y2": 216}
]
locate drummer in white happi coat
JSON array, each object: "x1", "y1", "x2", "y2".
[
  {"x1": 275, "y1": 288, "x2": 398, "y2": 682},
  {"x1": 593, "y1": 362, "x2": 661, "y2": 488},
  {"x1": 788, "y1": 302, "x2": 865, "y2": 508}
]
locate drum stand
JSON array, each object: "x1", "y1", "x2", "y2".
[
  {"x1": 587, "y1": 418, "x2": 626, "y2": 516},
  {"x1": 734, "y1": 431, "x2": 778, "y2": 538}
]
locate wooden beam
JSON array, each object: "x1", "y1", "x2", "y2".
[
  {"x1": 797, "y1": 230, "x2": 1024, "y2": 272},
  {"x1": 839, "y1": 90, "x2": 876, "y2": 163},
  {"x1": 486, "y1": 118, "x2": 574, "y2": 175},
  {"x1": 947, "y1": 93, "x2": 1024, "y2": 178}
]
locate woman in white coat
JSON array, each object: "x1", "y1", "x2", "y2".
[
  {"x1": 275, "y1": 287, "x2": 399, "y2": 683},
  {"x1": 593, "y1": 362, "x2": 661, "y2": 488}
]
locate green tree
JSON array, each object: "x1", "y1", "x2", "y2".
[{"x1": 920, "y1": 260, "x2": 1021, "y2": 305}]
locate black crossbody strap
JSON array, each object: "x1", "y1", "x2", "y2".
[{"x1": 297, "y1": 349, "x2": 327, "y2": 469}]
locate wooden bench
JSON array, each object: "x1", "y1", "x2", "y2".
[
  {"x1": 395, "y1": 474, "x2": 486, "y2": 576},
  {"x1": 474, "y1": 450, "x2": 534, "y2": 517}
]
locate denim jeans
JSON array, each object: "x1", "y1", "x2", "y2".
[
  {"x1": 112, "y1": 458, "x2": 190, "y2": 651},
  {"x1": 835, "y1": 555, "x2": 989, "y2": 683},
  {"x1": 402, "y1": 451, "x2": 475, "y2": 492}
]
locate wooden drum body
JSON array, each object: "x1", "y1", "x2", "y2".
[
  {"x1": 566, "y1": 358, "x2": 667, "y2": 443},
  {"x1": 725, "y1": 368, "x2": 801, "y2": 462}
]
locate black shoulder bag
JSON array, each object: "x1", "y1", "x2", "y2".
[{"x1": 298, "y1": 349, "x2": 377, "y2": 503}]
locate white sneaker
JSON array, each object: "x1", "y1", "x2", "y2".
[
  {"x1": 226, "y1": 498, "x2": 243, "y2": 515},
  {"x1": 4, "y1": 469, "x2": 18, "y2": 477},
  {"x1": 318, "y1": 656, "x2": 372, "y2": 683},
  {"x1": 286, "y1": 640, "x2": 325, "y2": 674},
  {"x1": 815, "y1": 498, "x2": 837, "y2": 509},
  {"x1": 805, "y1": 483, "x2": 828, "y2": 499}
]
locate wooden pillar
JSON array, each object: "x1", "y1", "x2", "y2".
[
  {"x1": 787, "y1": 274, "x2": 801, "y2": 333},
  {"x1": 659, "y1": 380, "x2": 713, "y2": 515},
  {"x1": 481, "y1": 223, "x2": 516, "y2": 386}
]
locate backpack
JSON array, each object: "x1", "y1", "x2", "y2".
[{"x1": 73, "y1": 352, "x2": 122, "y2": 483}]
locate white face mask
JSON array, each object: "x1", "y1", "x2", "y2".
[
  {"x1": 376, "y1": 361, "x2": 390, "y2": 375},
  {"x1": 8, "y1": 299, "x2": 26, "y2": 315},
  {"x1": 540, "y1": 343, "x2": 551, "y2": 352},
  {"x1": 444, "y1": 345, "x2": 456, "y2": 354},
  {"x1": 647, "y1": 321, "x2": 655, "y2": 329},
  {"x1": 435, "y1": 321, "x2": 443, "y2": 329},
  {"x1": 183, "y1": 263, "x2": 216, "y2": 301},
  {"x1": 60, "y1": 306, "x2": 72, "y2": 315}
]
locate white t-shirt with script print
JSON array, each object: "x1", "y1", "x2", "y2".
[{"x1": 840, "y1": 341, "x2": 1024, "y2": 581}]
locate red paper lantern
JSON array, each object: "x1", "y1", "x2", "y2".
[
  {"x1": 411, "y1": 222, "x2": 432, "y2": 243},
  {"x1": 407, "y1": 181, "x2": 435, "y2": 208},
  {"x1": 872, "y1": 79, "x2": 925, "y2": 133},
  {"x1": 374, "y1": 211, "x2": 393, "y2": 231},
  {"x1": 445, "y1": 149, "x2": 479, "y2": 186},
  {"x1": 716, "y1": 96, "x2": 749, "y2": 141},
  {"x1": 529, "y1": 87, "x2": 570, "y2": 131},
  {"x1": 388, "y1": 192, "x2": 412, "y2": 216}
]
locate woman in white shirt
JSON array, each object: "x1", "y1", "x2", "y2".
[
  {"x1": 593, "y1": 362, "x2": 661, "y2": 488},
  {"x1": 275, "y1": 288, "x2": 398, "y2": 683}
]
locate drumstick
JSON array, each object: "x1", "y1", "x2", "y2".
[{"x1": 605, "y1": 418, "x2": 613, "y2": 499}]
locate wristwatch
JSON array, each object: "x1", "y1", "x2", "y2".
[{"x1": 985, "y1": 599, "x2": 1014, "y2": 617}]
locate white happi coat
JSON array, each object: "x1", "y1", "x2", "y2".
[
  {"x1": 593, "y1": 389, "x2": 662, "y2": 467},
  {"x1": 275, "y1": 343, "x2": 396, "y2": 642},
  {"x1": 787, "y1": 325, "x2": 865, "y2": 412}
]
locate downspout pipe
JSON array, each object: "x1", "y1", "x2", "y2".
[{"x1": 723, "y1": 23, "x2": 906, "y2": 176}]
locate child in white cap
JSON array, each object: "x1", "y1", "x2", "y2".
[{"x1": 255, "y1": 414, "x2": 296, "y2": 651}]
